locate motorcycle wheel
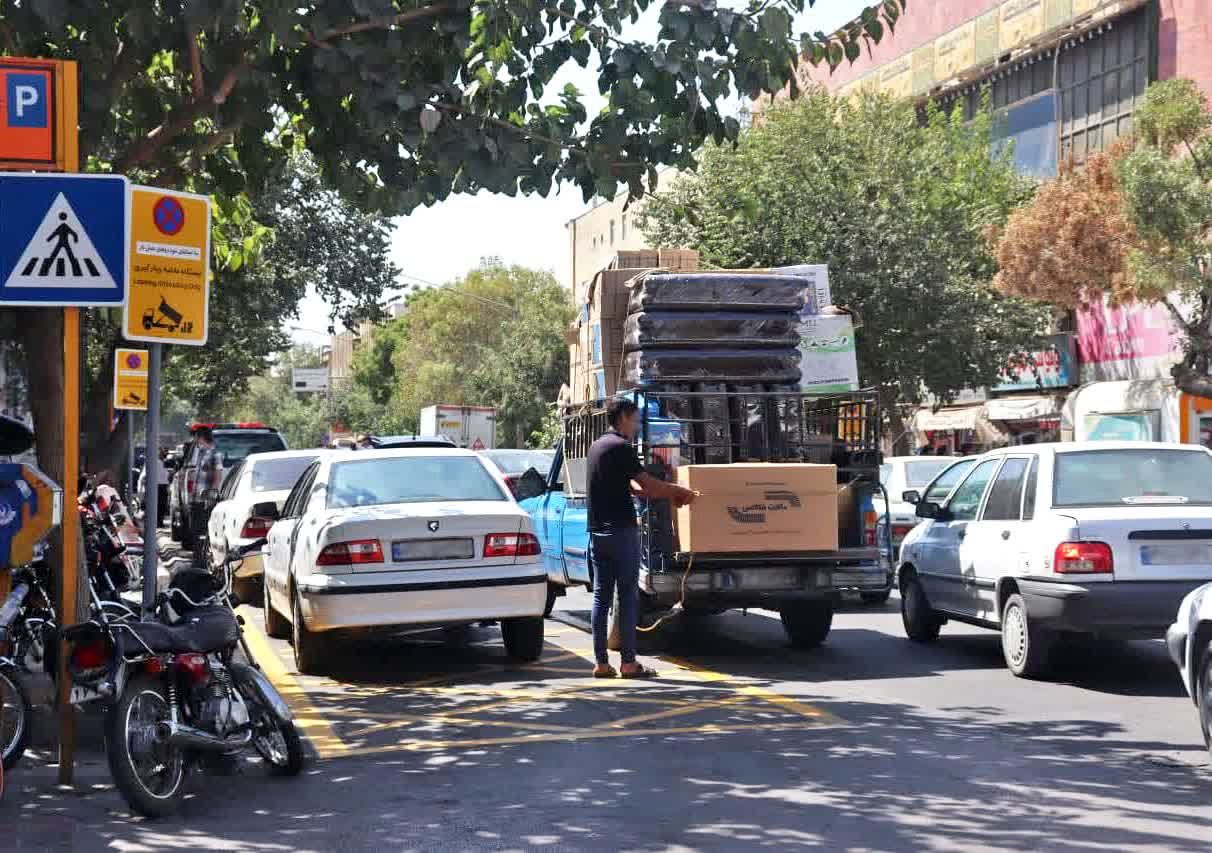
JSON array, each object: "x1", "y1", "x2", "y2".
[
  {"x1": 106, "y1": 674, "x2": 188, "y2": 818},
  {"x1": 1, "y1": 664, "x2": 32, "y2": 771},
  {"x1": 250, "y1": 705, "x2": 305, "y2": 777}
]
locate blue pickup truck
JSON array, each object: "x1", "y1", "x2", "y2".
[{"x1": 518, "y1": 389, "x2": 893, "y2": 648}]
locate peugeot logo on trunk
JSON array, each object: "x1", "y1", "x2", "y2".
[{"x1": 427, "y1": 520, "x2": 440, "y2": 532}]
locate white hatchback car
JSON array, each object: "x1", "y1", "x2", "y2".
[
  {"x1": 260, "y1": 448, "x2": 546, "y2": 673},
  {"x1": 207, "y1": 449, "x2": 324, "y2": 595},
  {"x1": 898, "y1": 442, "x2": 1212, "y2": 678}
]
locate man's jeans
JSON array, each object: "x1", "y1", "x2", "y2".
[
  {"x1": 590, "y1": 526, "x2": 640, "y2": 665},
  {"x1": 189, "y1": 500, "x2": 212, "y2": 568}
]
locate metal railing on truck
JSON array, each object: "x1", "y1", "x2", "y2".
[{"x1": 561, "y1": 388, "x2": 887, "y2": 575}]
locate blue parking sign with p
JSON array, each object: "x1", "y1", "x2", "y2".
[{"x1": 5, "y1": 73, "x2": 47, "y2": 128}]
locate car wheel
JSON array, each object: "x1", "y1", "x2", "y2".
[
  {"x1": 1001, "y1": 593, "x2": 1053, "y2": 679},
  {"x1": 780, "y1": 600, "x2": 833, "y2": 649},
  {"x1": 861, "y1": 589, "x2": 892, "y2": 606},
  {"x1": 1197, "y1": 642, "x2": 1212, "y2": 757},
  {"x1": 501, "y1": 616, "x2": 544, "y2": 662},
  {"x1": 901, "y1": 572, "x2": 942, "y2": 642},
  {"x1": 263, "y1": 577, "x2": 290, "y2": 640},
  {"x1": 291, "y1": 588, "x2": 327, "y2": 675}
]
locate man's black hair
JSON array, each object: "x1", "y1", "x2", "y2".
[
  {"x1": 195, "y1": 427, "x2": 214, "y2": 442},
  {"x1": 606, "y1": 396, "x2": 639, "y2": 428}
]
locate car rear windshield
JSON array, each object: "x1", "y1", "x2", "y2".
[
  {"x1": 482, "y1": 449, "x2": 554, "y2": 476},
  {"x1": 250, "y1": 456, "x2": 317, "y2": 492},
  {"x1": 328, "y1": 456, "x2": 508, "y2": 509},
  {"x1": 904, "y1": 459, "x2": 956, "y2": 487},
  {"x1": 211, "y1": 432, "x2": 287, "y2": 465},
  {"x1": 1053, "y1": 449, "x2": 1212, "y2": 507}
]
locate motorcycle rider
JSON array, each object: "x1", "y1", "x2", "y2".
[{"x1": 189, "y1": 427, "x2": 223, "y2": 568}]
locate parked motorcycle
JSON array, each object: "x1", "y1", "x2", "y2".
[
  {"x1": 0, "y1": 575, "x2": 34, "y2": 772},
  {"x1": 63, "y1": 539, "x2": 302, "y2": 817},
  {"x1": 78, "y1": 482, "x2": 143, "y2": 602}
]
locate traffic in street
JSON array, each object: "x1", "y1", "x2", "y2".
[{"x1": 7, "y1": 581, "x2": 1212, "y2": 850}]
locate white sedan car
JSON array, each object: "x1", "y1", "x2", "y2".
[
  {"x1": 1167, "y1": 583, "x2": 1212, "y2": 756},
  {"x1": 898, "y1": 442, "x2": 1212, "y2": 678},
  {"x1": 261, "y1": 447, "x2": 546, "y2": 674},
  {"x1": 875, "y1": 456, "x2": 963, "y2": 558},
  {"x1": 207, "y1": 449, "x2": 323, "y2": 593}
]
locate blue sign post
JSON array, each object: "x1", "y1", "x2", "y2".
[{"x1": 0, "y1": 172, "x2": 129, "y2": 306}]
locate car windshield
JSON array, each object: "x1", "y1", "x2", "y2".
[
  {"x1": 1053, "y1": 449, "x2": 1212, "y2": 507},
  {"x1": 482, "y1": 449, "x2": 555, "y2": 476},
  {"x1": 250, "y1": 456, "x2": 318, "y2": 492},
  {"x1": 211, "y1": 432, "x2": 287, "y2": 466},
  {"x1": 904, "y1": 459, "x2": 955, "y2": 487},
  {"x1": 328, "y1": 456, "x2": 508, "y2": 508}
]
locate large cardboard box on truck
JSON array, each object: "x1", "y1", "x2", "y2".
[{"x1": 675, "y1": 463, "x2": 839, "y2": 553}]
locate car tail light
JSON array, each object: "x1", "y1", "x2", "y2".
[
  {"x1": 892, "y1": 524, "x2": 915, "y2": 540},
  {"x1": 240, "y1": 516, "x2": 273, "y2": 538},
  {"x1": 863, "y1": 510, "x2": 878, "y2": 547},
  {"x1": 316, "y1": 539, "x2": 384, "y2": 566},
  {"x1": 484, "y1": 533, "x2": 541, "y2": 558},
  {"x1": 174, "y1": 653, "x2": 210, "y2": 684},
  {"x1": 1054, "y1": 541, "x2": 1113, "y2": 574}
]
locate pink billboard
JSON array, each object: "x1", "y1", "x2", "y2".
[{"x1": 1076, "y1": 299, "x2": 1182, "y2": 381}]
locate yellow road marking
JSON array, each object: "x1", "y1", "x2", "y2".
[
  {"x1": 333, "y1": 720, "x2": 830, "y2": 757},
  {"x1": 595, "y1": 696, "x2": 749, "y2": 730},
  {"x1": 344, "y1": 711, "x2": 578, "y2": 739},
  {"x1": 662, "y1": 654, "x2": 840, "y2": 724},
  {"x1": 239, "y1": 607, "x2": 349, "y2": 759}
]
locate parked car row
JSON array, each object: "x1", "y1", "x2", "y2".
[{"x1": 199, "y1": 426, "x2": 1212, "y2": 759}]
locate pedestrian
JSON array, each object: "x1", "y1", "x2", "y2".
[
  {"x1": 189, "y1": 427, "x2": 223, "y2": 568},
  {"x1": 152, "y1": 448, "x2": 170, "y2": 528},
  {"x1": 587, "y1": 397, "x2": 696, "y2": 679}
]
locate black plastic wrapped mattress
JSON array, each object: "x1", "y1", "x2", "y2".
[
  {"x1": 623, "y1": 311, "x2": 799, "y2": 351},
  {"x1": 627, "y1": 273, "x2": 808, "y2": 314},
  {"x1": 622, "y1": 348, "x2": 802, "y2": 385}
]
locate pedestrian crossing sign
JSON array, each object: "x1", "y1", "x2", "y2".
[{"x1": 0, "y1": 172, "x2": 129, "y2": 306}]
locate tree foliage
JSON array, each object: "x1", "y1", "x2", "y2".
[
  {"x1": 640, "y1": 89, "x2": 1050, "y2": 429},
  {"x1": 352, "y1": 264, "x2": 572, "y2": 445},
  {"x1": 993, "y1": 78, "x2": 1212, "y2": 397}
]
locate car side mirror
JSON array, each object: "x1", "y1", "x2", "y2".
[
  {"x1": 250, "y1": 501, "x2": 280, "y2": 521},
  {"x1": 902, "y1": 490, "x2": 921, "y2": 505},
  {"x1": 513, "y1": 468, "x2": 547, "y2": 502},
  {"x1": 916, "y1": 501, "x2": 944, "y2": 520}
]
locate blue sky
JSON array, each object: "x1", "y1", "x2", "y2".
[{"x1": 292, "y1": 0, "x2": 876, "y2": 340}]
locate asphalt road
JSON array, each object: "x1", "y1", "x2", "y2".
[{"x1": 6, "y1": 582, "x2": 1212, "y2": 852}]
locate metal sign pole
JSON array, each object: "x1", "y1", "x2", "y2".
[
  {"x1": 127, "y1": 412, "x2": 135, "y2": 501},
  {"x1": 57, "y1": 306, "x2": 79, "y2": 786},
  {"x1": 141, "y1": 344, "x2": 162, "y2": 616}
]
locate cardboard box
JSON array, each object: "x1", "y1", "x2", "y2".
[
  {"x1": 613, "y1": 249, "x2": 659, "y2": 269},
  {"x1": 658, "y1": 247, "x2": 700, "y2": 271},
  {"x1": 675, "y1": 463, "x2": 839, "y2": 553}
]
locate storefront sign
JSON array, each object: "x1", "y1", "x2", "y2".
[
  {"x1": 798, "y1": 314, "x2": 859, "y2": 393},
  {"x1": 1076, "y1": 299, "x2": 1182, "y2": 382},
  {"x1": 934, "y1": 21, "x2": 976, "y2": 81},
  {"x1": 879, "y1": 56, "x2": 914, "y2": 100},
  {"x1": 997, "y1": 333, "x2": 1076, "y2": 391}
]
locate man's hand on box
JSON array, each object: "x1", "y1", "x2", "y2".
[{"x1": 673, "y1": 486, "x2": 698, "y2": 508}]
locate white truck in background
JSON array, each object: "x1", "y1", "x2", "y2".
[{"x1": 419, "y1": 405, "x2": 498, "y2": 450}]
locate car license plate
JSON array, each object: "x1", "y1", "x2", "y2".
[
  {"x1": 69, "y1": 684, "x2": 104, "y2": 705},
  {"x1": 1140, "y1": 543, "x2": 1211, "y2": 566},
  {"x1": 392, "y1": 538, "x2": 475, "y2": 562}
]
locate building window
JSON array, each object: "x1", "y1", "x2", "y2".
[{"x1": 610, "y1": 220, "x2": 615, "y2": 245}]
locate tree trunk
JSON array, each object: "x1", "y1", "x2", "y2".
[
  {"x1": 880, "y1": 385, "x2": 913, "y2": 456},
  {"x1": 17, "y1": 309, "x2": 89, "y2": 622}
]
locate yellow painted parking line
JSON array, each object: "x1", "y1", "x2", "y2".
[
  {"x1": 344, "y1": 711, "x2": 579, "y2": 740},
  {"x1": 239, "y1": 608, "x2": 349, "y2": 759},
  {"x1": 333, "y1": 720, "x2": 831, "y2": 757},
  {"x1": 596, "y1": 696, "x2": 748, "y2": 730}
]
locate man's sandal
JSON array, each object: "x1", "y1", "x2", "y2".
[
  {"x1": 593, "y1": 663, "x2": 617, "y2": 678},
  {"x1": 619, "y1": 663, "x2": 659, "y2": 679}
]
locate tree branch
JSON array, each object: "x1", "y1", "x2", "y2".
[
  {"x1": 187, "y1": 26, "x2": 205, "y2": 100},
  {"x1": 114, "y1": 59, "x2": 249, "y2": 172},
  {"x1": 308, "y1": 2, "x2": 459, "y2": 48}
]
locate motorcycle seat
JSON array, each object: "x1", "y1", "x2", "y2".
[{"x1": 116, "y1": 606, "x2": 239, "y2": 656}]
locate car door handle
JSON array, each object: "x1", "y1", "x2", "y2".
[{"x1": 1001, "y1": 530, "x2": 1011, "y2": 540}]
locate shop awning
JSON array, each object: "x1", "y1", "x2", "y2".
[
  {"x1": 912, "y1": 405, "x2": 983, "y2": 432},
  {"x1": 985, "y1": 396, "x2": 1062, "y2": 422}
]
